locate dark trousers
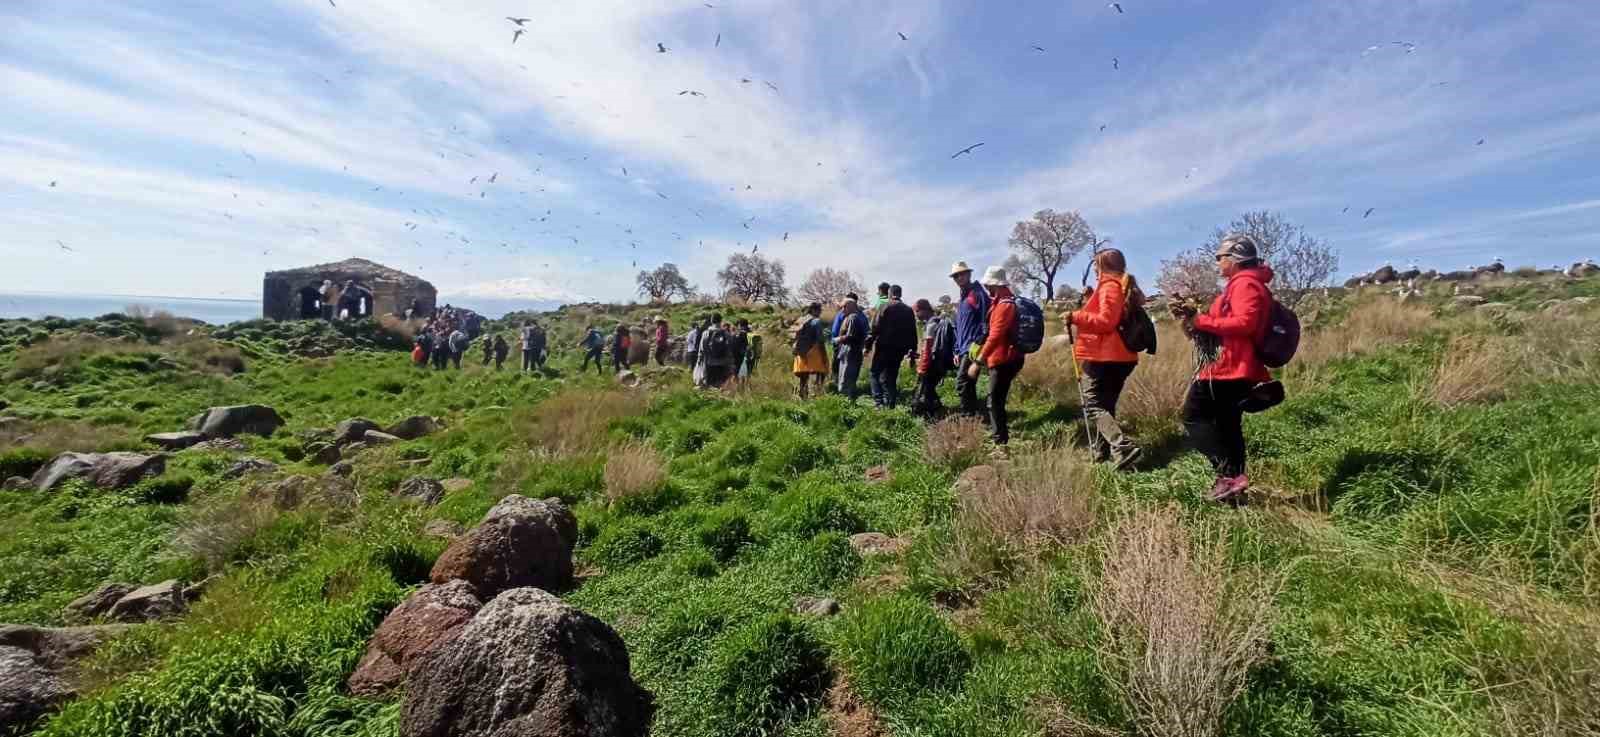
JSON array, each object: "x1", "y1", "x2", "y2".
[
  {"x1": 432, "y1": 348, "x2": 449, "y2": 370},
  {"x1": 611, "y1": 351, "x2": 629, "y2": 373},
  {"x1": 1081, "y1": 361, "x2": 1137, "y2": 460},
  {"x1": 1181, "y1": 379, "x2": 1253, "y2": 477},
  {"x1": 989, "y1": 358, "x2": 1024, "y2": 445},
  {"x1": 870, "y1": 354, "x2": 903, "y2": 408},
  {"x1": 450, "y1": 350, "x2": 463, "y2": 369},
  {"x1": 522, "y1": 350, "x2": 536, "y2": 372},
  {"x1": 494, "y1": 353, "x2": 506, "y2": 370},
  {"x1": 837, "y1": 347, "x2": 864, "y2": 400},
  {"x1": 957, "y1": 355, "x2": 985, "y2": 416},
  {"x1": 704, "y1": 364, "x2": 730, "y2": 388},
  {"x1": 655, "y1": 344, "x2": 669, "y2": 366},
  {"x1": 913, "y1": 370, "x2": 947, "y2": 418},
  {"x1": 582, "y1": 348, "x2": 604, "y2": 374}
]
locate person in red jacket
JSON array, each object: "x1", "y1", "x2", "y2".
[
  {"x1": 1171, "y1": 234, "x2": 1274, "y2": 505},
  {"x1": 1064, "y1": 248, "x2": 1144, "y2": 470},
  {"x1": 973, "y1": 266, "x2": 1025, "y2": 450}
]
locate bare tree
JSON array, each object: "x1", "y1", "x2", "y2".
[
  {"x1": 716, "y1": 252, "x2": 790, "y2": 305},
  {"x1": 635, "y1": 263, "x2": 696, "y2": 303},
  {"x1": 1205, "y1": 211, "x2": 1339, "y2": 306},
  {"x1": 796, "y1": 267, "x2": 866, "y2": 306},
  {"x1": 1156, "y1": 250, "x2": 1221, "y2": 301},
  {"x1": 1006, "y1": 209, "x2": 1101, "y2": 300}
]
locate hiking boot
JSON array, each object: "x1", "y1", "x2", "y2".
[
  {"x1": 1210, "y1": 475, "x2": 1250, "y2": 506},
  {"x1": 1113, "y1": 446, "x2": 1144, "y2": 472}
]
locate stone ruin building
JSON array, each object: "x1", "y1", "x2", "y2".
[{"x1": 261, "y1": 258, "x2": 436, "y2": 321}]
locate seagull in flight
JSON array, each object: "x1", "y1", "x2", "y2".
[
  {"x1": 55, "y1": 240, "x2": 73, "y2": 252},
  {"x1": 898, "y1": 32, "x2": 908, "y2": 41},
  {"x1": 950, "y1": 142, "x2": 985, "y2": 159},
  {"x1": 657, "y1": 42, "x2": 668, "y2": 53},
  {"x1": 1341, "y1": 206, "x2": 1349, "y2": 214},
  {"x1": 622, "y1": 166, "x2": 628, "y2": 176},
  {"x1": 1476, "y1": 138, "x2": 1485, "y2": 145},
  {"x1": 1392, "y1": 41, "x2": 1416, "y2": 53},
  {"x1": 1098, "y1": 124, "x2": 1107, "y2": 132},
  {"x1": 512, "y1": 28, "x2": 524, "y2": 44},
  {"x1": 506, "y1": 16, "x2": 531, "y2": 26},
  {"x1": 715, "y1": 33, "x2": 721, "y2": 47},
  {"x1": 656, "y1": 192, "x2": 669, "y2": 199},
  {"x1": 1031, "y1": 45, "x2": 1046, "y2": 52},
  {"x1": 1109, "y1": 2, "x2": 1124, "y2": 13},
  {"x1": 489, "y1": 172, "x2": 498, "y2": 182},
  {"x1": 49, "y1": 181, "x2": 57, "y2": 187},
  {"x1": 678, "y1": 90, "x2": 706, "y2": 97},
  {"x1": 764, "y1": 81, "x2": 779, "y2": 92},
  {"x1": 1112, "y1": 57, "x2": 1119, "y2": 70},
  {"x1": 1363, "y1": 207, "x2": 1375, "y2": 218}
]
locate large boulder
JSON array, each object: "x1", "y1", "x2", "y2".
[
  {"x1": 30, "y1": 452, "x2": 166, "y2": 492},
  {"x1": 334, "y1": 418, "x2": 381, "y2": 446},
  {"x1": 62, "y1": 582, "x2": 135, "y2": 624},
  {"x1": 0, "y1": 624, "x2": 128, "y2": 730},
  {"x1": 362, "y1": 430, "x2": 402, "y2": 445},
  {"x1": 2, "y1": 476, "x2": 31, "y2": 491},
  {"x1": 145, "y1": 431, "x2": 206, "y2": 450},
  {"x1": 400, "y1": 588, "x2": 654, "y2": 737},
  {"x1": 188, "y1": 405, "x2": 284, "y2": 439},
  {"x1": 1369, "y1": 264, "x2": 1399, "y2": 284},
  {"x1": 387, "y1": 415, "x2": 441, "y2": 441},
  {"x1": 108, "y1": 580, "x2": 187, "y2": 622},
  {"x1": 222, "y1": 457, "x2": 278, "y2": 480},
  {"x1": 429, "y1": 495, "x2": 578, "y2": 599},
  {"x1": 395, "y1": 477, "x2": 446, "y2": 506},
  {"x1": 1569, "y1": 261, "x2": 1600, "y2": 278},
  {"x1": 347, "y1": 580, "x2": 483, "y2": 696}
]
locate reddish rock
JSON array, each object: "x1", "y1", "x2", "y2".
[
  {"x1": 429, "y1": 495, "x2": 577, "y2": 599},
  {"x1": 347, "y1": 580, "x2": 482, "y2": 696}
]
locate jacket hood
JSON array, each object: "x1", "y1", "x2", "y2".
[{"x1": 1233, "y1": 264, "x2": 1275, "y2": 285}]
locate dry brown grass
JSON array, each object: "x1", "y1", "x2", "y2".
[
  {"x1": 603, "y1": 442, "x2": 668, "y2": 504},
  {"x1": 1119, "y1": 322, "x2": 1195, "y2": 430},
  {"x1": 1295, "y1": 298, "x2": 1435, "y2": 375},
  {"x1": 923, "y1": 415, "x2": 990, "y2": 472},
  {"x1": 172, "y1": 494, "x2": 280, "y2": 570},
  {"x1": 1430, "y1": 334, "x2": 1516, "y2": 408},
  {"x1": 509, "y1": 387, "x2": 643, "y2": 457},
  {"x1": 0, "y1": 418, "x2": 139, "y2": 456},
  {"x1": 1092, "y1": 504, "x2": 1275, "y2": 737},
  {"x1": 939, "y1": 450, "x2": 1100, "y2": 591}
]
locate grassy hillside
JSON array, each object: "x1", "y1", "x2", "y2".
[{"x1": 2, "y1": 276, "x2": 1598, "y2": 736}]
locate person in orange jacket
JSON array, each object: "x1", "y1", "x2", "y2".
[
  {"x1": 1063, "y1": 248, "x2": 1145, "y2": 470},
  {"x1": 971, "y1": 266, "x2": 1025, "y2": 448},
  {"x1": 1170, "y1": 234, "x2": 1275, "y2": 505}
]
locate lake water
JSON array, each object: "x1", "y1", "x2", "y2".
[{"x1": 0, "y1": 292, "x2": 562, "y2": 324}]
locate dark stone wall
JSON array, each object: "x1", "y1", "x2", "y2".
[{"x1": 262, "y1": 271, "x2": 436, "y2": 321}]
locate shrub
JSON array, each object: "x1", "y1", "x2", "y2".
[
  {"x1": 129, "y1": 474, "x2": 194, "y2": 505},
  {"x1": 1092, "y1": 505, "x2": 1274, "y2": 737},
  {"x1": 832, "y1": 596, "x2": 971, "y2": 707},
  {"x1": 938, "y1": 450, "x2": 1099, "y2": 592},
  {"x1": 923, "y1": 415, "x2": 990, "y2": 472},
  {"x1": 766, "y1": 489, "x2": 865, "y2": 539},
  {"x1": 0, "y1": 447, "x2": 53, "y2": 479},
  {"x1": 171, "y1": 495, "x2": 279, "y2": 570},
  {"x1": 1431, "y1": 334, "x2": 1516, "y2": 407},
  {"x1": 587, "y1": 519, "x2": 664, "y2": 569},
  {"x1": 697, "y1": 508, "x2": 755, "y2": 563},
  {"x1": 702, "y1": 614, "x2": 831, "y2": 735},
  {"x1": 604, "y1": 442, "x2": 669, "y2": 506},
  {"x1": 510, "y1": 388, "x2": 642, "y2": 457}
]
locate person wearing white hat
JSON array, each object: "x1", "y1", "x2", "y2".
[
  {"x1": 973, "y1": 266, "x2": 1025, "y2": 449},
  {"x1": 949, "y1": 260, "x2": 991, "y2": 418}
]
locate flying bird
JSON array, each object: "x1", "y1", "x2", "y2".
[
  {"x1": 622, "y1": 166, "x2": 628, "y2": 176},
  {"x1": 506, "y1": 16, "x2": 531, "y2": 26},
  {"x1": 678, "y1": 90, "x2": 706, "y2": 97},
  {"x1": 657, "y1": 42, "x2": 668, "y2": 53},
  {"x1": 49, "y1": 181, "x2": 57, "y2": 187},
  {"x1": 489, "y1": 172, "x2": 498, "y2": 182},
  {"x1": 1341, "y1": 206, "x2": 1349, "y2": 214},
  {"x1": 512, "y1": 28, "x2": 524, "y2": 44},
  {"x1": 55, "y1": 240, "x2": 73, "y2": 252},
  {"x1": 327, "y1": 0, "x2": 335, "y2": 6},
  {"x1": 715, "y1": 33, "x2": 721, "y2": 47},
  {"x1": 1109, "y1": 2, "x2": 1124, "y2": 13},
  {"x1": 656, "y1": 192, "x2": 669, "y2": 199},
  {"x1": 1031, "y1": 45, "x2": 1046, "y2": 52},
  {"x1": 740, "y1": 78, "x2": 752, "y2": 83},
  {"x1": 1476, "y1": 138, "x2": 1485, "y2": 145},
  {"x1": 1392, "y1": 41, "x2": 1416, "y2": 53},
  {"x1": 1363, "y1": 208, "x2": 1375, "y2": 218},
  {"x1": 898, "y1": 32, "x2": 908, "y2": 41},
  {"x1": 950, "y1": 142, "x2": 985, "y2": 159},
  {"x1": 469, "y1": 176, "x2": 477, "y2": 183},
  {"x1": 1099, "y1": 124, "x2": 1107, "y2": 133},
  {"x1": 764, "y1": 81, "x2": 779, "y2": 92},
  {"x1": 783, "y1": 232, "x2": 789, "y2": 241},
  {"x1": 1112, "y1": 57, "x2": 1119, "y2": 70}
]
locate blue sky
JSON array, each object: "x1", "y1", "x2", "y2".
[{"x1": 2, "y1": 0, "x2": 1598, "y2": 306}]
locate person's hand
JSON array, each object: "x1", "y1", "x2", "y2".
[
  {"x1": 966, "y1": 361, "x2": 981, "y2": 380},
  {"x1": 1169, "y1": 302, "x2": 1197, "y2": 320},
  {"x1": 1061, "y1": 311, "x2": 1075, "y2": 327}
]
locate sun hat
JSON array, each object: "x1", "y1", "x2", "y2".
[
  {"x1": 980, "y1": 266, "x2": 1009, "y2": 287},
  {"x1": 949, "y1": 261, "x2": 974, "y2": 277},
  {"x1": 1215, "y1": 234, "x2": 1259, "y2": 262},
  {"x1": 653, "y1": 315, "x2": 665, "y2": 323}
]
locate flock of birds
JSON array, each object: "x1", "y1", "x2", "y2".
[{"x1": 36, "y1": 2, "x2": 1490, "y2": 284}]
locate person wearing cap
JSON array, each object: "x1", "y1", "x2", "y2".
[
  {"x1": 653, "y1": 316, "x2": 671, "y2": 366},
  {"x1": 1170, "y1": 233, "x2": 1275, "y2": 505},
  {"x1": 792, "y1": 302, "x2": 829, "y2": 398},
  {"x1": 950, "y1": 261, "x2": 991, "y2": 418},
  {"x1": 833, "y1": 298, "x2": 870, "y2": 401},
  {"x1": 830, "y1": 291, "x2": 859, "y2": 384},
  {"x1": 685, "y1": 316, "x2": 702, "y2": 377},
  {"x1": 912, "y1": 297, "x2": 956, "y2": 418},
  {"x1": 1063, "y1": 247, "x2": 1145, "y2": 470},
  {"x1": 973, "y1": 266, "x2": 1025, "y2": 449}
]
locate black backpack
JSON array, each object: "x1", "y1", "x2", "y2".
[
  {"x1": 706, "y1": 329, "x2": 731, "y2": 360},
  {"x1": 1258, "y1": 300, "x2": 1301, "y2": 368},
  {"x1": 1117, "y1": 303, "x2": 1158, "y2": 355}
]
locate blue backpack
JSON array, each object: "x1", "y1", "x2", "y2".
[{"x1": 1010, "y1": 297, "x2": 1045, "y2": 354}]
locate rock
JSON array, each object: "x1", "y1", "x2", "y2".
[
  {"x1": 1567, "y1": 261, "x2": 1600, "y2": 278},
  {"x1": 423, "y1": 519, "x2": 467, "y2": 539},
  {"x1": 188, "y1": 404, "x2": 284, "y2": 439},
  {"x1": 400, "y1": 587, "x2": 654, "y2": 737},
  {"x1": 848, "y1": 532, "x2": 910, "y2": 557},
  {"x1": 145, "y1": 431, "x2": 206, "y2": 450},
  {"x1": 387, "y1": 415, "x2": 441, "y2": 441},
  {"x1": 182, "y1": 574, "x2": 221, "y2": 603},
  {"x1": 1396, "y1": 268, "x2": 1422, "y2": 282},
  {"x1": 0, "y1": 624, "x2": 128, "y2": 730},
  {"x1": 108, "y1": 580, "x2": 187, "y2": 622},
  {"x1": 222, "y1": 457, "x2": 277, "y2": 480},
  {"x1": 1451, "y1": 295, "x2": 1487, "y2": 308},
  {"x1": 341, "y1": 441, "x2": 371, "y2": 457},
  {"x1": 30, "y1": 452, "x2": 166, "y2": 492},
  {"x1": 308, "y1": 442, "x2": 342, "y2": 465},
  {"x1": 429, "y1": 495, "x2": 578, "y2": 599},
  {"x1": 325, "y1": 461, "x2": 355, "y2": 478},
  {"x1": 953, "y1": 464, "x2": 1001, "y2": 499},
  {"x1": 62, "y1": 582, "x2": 135, "y2": 624},
  {"x1": 2, "y1": 476, "x2": 30, "y2": 491},
  {"x1": 615, "y1": 370, "x2": 641, "y2": 388},
  {"x1": 864, "y1": 465, "x2": 893, "y2": 485},
  {"x1": 264, "y1": 476, "x2": 311, "y2": 510},
  {"x1": 347, "y1": 580, "x2": 483, "y2": 696},
  {"x1": 794, "y1": 596, "x2": 842, "y2": 617},
  {"x1": 335, "y1": 418, "x2": 381, "y2": 445},
  {"x1": 1370, "y1": 264, "x2": 1399, "y2": 284},
  {"x1": 396, "y1": 477, "x2": 446, "y2": 506},
  {"x1": 362, "y1": 430, "x2": 402, "y2": 445},
  {"x1": 1477, "y1": 302, "x2": 1514, "y2": 319},
  {"x1": 194, "y1": 437, "x2": 248, "y2": 453},
  {"x1": 441, "y1": 478, "x2": 473, "y2": 494}
]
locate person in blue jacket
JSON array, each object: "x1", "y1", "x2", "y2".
[{"x1": 949, "y1": 261, "x2": 990, "y2": 418}]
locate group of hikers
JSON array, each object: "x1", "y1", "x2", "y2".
[
  {"x1": 790, "y1": 234, "x2": 1284, "y2": 505},
  {"x1": 410, "y1": 305, "x2": 478, "y2": 370},
  {"x1": 565, "y1": 314, "x2": 763, "y2": 387}
]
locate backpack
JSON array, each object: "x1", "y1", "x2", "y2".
[
  {"x1": 792, "y1": 318, "x2": 818, "y2": 357},
  {"x1": 1258, "y1": 299, "x2": 1300, "y2": 368},
  {"x1": 1010, "y1": 297, "x2": 1045, "y2": 354},
  {"x1": 930, "y1": 317, "x2": 958, "y2": 369},
  {"x1": 1117, "y1": 303, "x2": 1158, "y2": 355},
  {"x1": 705, "y1": 329, "x2": 731, "y2": 360}
]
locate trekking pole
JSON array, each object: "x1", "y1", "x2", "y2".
[{"x1": 1064, "y1": 322, "x2": 1098, "y2": 451}]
